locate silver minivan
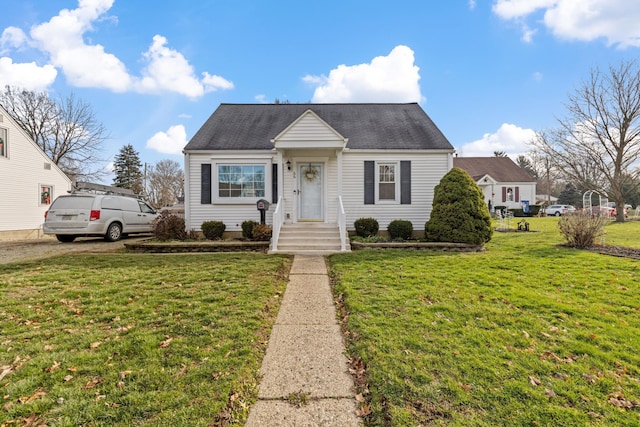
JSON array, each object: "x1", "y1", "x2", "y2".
[{"x1": 43, "y1": 192, "x2": 157, "y2": 242}]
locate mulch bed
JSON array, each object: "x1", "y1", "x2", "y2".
[{"x1": 585, "y1": 244, "x2": 640, "y2": 260}]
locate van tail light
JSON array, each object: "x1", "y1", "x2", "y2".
[
  {"x1": 90, "y1": 210, "x2": 101, "y2": 221},
  {"x1": 44, "y1": 211, "x2": 48, "y2": 219}
]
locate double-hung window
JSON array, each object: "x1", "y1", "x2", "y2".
[
  {"x1": 377, "y1": 162, "x2": 399, "y2": 203},
  {"x1": 364, "y1": 160, "x2": 410, "y2": 205},
  {"x1": 217, "y1": 164, "x2": 265, "y2": 199}
]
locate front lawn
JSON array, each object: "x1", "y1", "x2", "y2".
[
  {"x1": 329, "y1": 217, "x2": 640, "y2": 426},
  {"x1": 0, "y1": 253, "x2": 290, "y2": 426}
]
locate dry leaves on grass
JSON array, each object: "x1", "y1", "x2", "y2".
[
  {"x1": 2, "y1": 413, "x2": 47, "y2": 427},
  {"x1": 0, "y1": 366, "x2": 12, "y2": 381},
  {"x1": 84, "y1": 376, "x2": 102, "y2": 389},
  {"x1": 355, "y1": 404, "x2": 372, "y2": 417},
  {"x1": 608, "y1": 393, "x2": 640, "y2": 409},
  {"x1": 160, "y1": 336, "x2": 173, "y2": 348},
  {"x1": 529, "y1": 376, "x2": 541, "y2": 386},
  {"x1": 45, "y1": 361, "x2": 61, "y2": 373},
  {"x1": 17, "y1": 388, "x2": 47, "y2": 404}
]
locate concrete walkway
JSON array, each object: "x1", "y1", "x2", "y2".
[{"x1": 245, "y1": 255, "x2": 360, "y2": 426}]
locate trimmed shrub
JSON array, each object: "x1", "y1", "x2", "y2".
[
  {"x1": 201, "y1": 220, "x2": 226, "y2": 240},
  {"x1": 425, "y1": 167, "x2": 492, "y2": 245},
  {"x1": 153, "y1": 210, "x2": 187, "y2": 240},
  {"x1": 388, "y1": 219, "x2": 413, "y2": 240},
  {"x1": 529, "y1": 205, "x2": 542, "y2": 216},
  {"x1": 354, "y1": 217, "x2": 379, "y2": 237},
  {"x1": 242, "y1": 220, "x2": 258, "y2": 240},
  {"x1": 252, "y1": 224, "x2": 272, "y2": 241},
  {"x1": 558, "y1": 211, "x2": 607, "y2": 248}
]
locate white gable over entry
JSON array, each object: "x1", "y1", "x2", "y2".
[{"x1": 271, "y1": 109, "x2": 348, "y2": 150}]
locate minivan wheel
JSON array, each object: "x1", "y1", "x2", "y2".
[
  {"x1": 555, "y1": 211, "x2": 561, "y2": 216},
  {"x1": 105, "y1": 223, "x2": 123, "y2": 242},
  {"x1": 56, "y1": 235, "x2": 76, "y2": 243}
]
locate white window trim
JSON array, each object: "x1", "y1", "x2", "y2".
[
  {"x1": 375, "y1": 161, "x2": 400, "y2": 204},
  {"x1": 212, "y1": 160, "x2": 271, "y2": 204},
  {"x1": 39, "y1": 184, "x2": 53, "y2": 206},
  {"x1": 0, "y1": 126, "x2": 7, "y2": 158}
]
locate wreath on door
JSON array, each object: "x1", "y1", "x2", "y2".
[{"x1": 303, "y1": 166, "x2": 318, "y2": 182}]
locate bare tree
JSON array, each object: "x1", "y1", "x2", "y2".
[
  {"x1": 0, "y1": 86, "x2": 108, "y2": 181},
  {"x1": 146, "y1": 159, "x2": 184, "y2": 207},
  {"x1": 532, "y1": 60, "x2": 640, "y2": 221}
]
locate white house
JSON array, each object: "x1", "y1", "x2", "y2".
[
  {"x1": 0, "y1": 105, "x2": 72, "y2": 240},
  {"x1": 453, "y1": 157, "x2": 537, "y2": 211},
  {"x1": 183, "y1": 103, "x2": 455, "y2": 252}
]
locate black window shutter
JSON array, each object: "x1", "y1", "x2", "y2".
[
  {"x1": 272, "y1": 163, "x2": 278, "y2": 203},
  {"x1": 201, "y1": 164, "x2": 211, "y2": 204},
  {"x1": 400, "y1": 161, "x2": 411, "y2": 204},
  {"x1": 364, "y1": 161, "x2": 375, "y2": 204}
]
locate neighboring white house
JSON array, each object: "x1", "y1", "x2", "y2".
[
  {"x1": 0, "y1": 105, "x2": 72, "y2": 240},
  {"x1": 183, "y1": 103, "x2": 455, "y2": 249},
  {"x1": 453, "y1": 157, "x2": 537, "y2": 211}
]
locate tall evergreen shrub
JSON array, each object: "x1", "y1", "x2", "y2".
[{"x1": 425, "y1": 167, "x2": 492, "y2": 244}]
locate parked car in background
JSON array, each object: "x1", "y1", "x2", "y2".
[
  {"x1": 544, "y1": 204, "x2": 576, "y2": 216},
  {"x1": 43, "y1": 183, "x2": 158, "y2": 242},
  {"x1": 605, "y1": 202, "x2": 631, "y2": 217}
]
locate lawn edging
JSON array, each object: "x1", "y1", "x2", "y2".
[
  {"x1": 124, "y1": 239, "x2": 270, "y2": 253},
  {"x1": 350, "y1": 241, "x2": 484, "y2": 252}
]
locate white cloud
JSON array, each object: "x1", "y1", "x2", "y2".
[
  {"x1": 303, "y1": 45, "x2": 424, "y2": 103},
  {"x1": 459, "y1": 123, "x2": 536, "y2": 157},
  {"x1": 469, "y1": 0, "x2": 477, "y2": 11},
  {"x1": 533, "y1": 71, "x2": 543, "y2": 81},
  {"x1": 1, "y1": 27, "x2": 28, "y2": 51},
  {"x1": 0, "y1": 57, "x2": 57, "y2": 91},
  {"x1": 146, "y1": 124, "x2": 188, "y2": 155},
  {"x1": 0, "y1": 0, "x2": 233, "y2": 96},
  {"x1": 29, "y1": 0, "x2": 131, "y2": 91},
  {"x1": 137, "y1": 35, "x2": 233, "y2": 98},
  {"x1": 493, "y1": 0, "x2": 640, "y2": 48},
  {"x1": 201, "y1": 72, "x2": 234, "y2": 92},
  {"x1": 254, "y1": 94, "x2": 268, "y2": 103},
  {"x1": 492, "y1": 0, "x2": 557, "y2": 20}
]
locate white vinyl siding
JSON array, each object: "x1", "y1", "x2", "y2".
[
  {"x1": 274, "y1": 111, "x2": 346, "y2": 148},
  {"x1": 186, "y1": 153, "x2": 276, "y2": 231},
  {"x1": 0, "y1": 109, "x2": 72, "y2": 235},
  {"x1": 342, "y1": 152, "x2": 451, "y2": 231}
]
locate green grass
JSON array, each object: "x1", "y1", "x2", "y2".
[
  {"x1": 602, "y1": 219, "x2": 640, "y2": 248},
  {"x1": 0, "y1": 253, "x2": 290, "y2": 426},
  {"x1": 329, "y1": 217, "x2": 640, "y2": 426}
]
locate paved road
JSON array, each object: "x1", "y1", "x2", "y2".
[{"x1": 0, "y1": 236, "x2": 149, "y2": 264}]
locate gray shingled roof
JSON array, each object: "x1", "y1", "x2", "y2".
[
  {"x1": 184, "y1": 103, "x2": 453, "y2": 151},
  {"x1": 453, "y1": 157, "x2": 536, "y2": 183}
]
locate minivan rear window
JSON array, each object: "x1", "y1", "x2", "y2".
[{"x1": 51, "y1": 196, "x2": 94, "y2": 209}]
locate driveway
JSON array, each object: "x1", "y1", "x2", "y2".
[{"x1": 0, "y1": 236, "x2": 150, "y2": 264}]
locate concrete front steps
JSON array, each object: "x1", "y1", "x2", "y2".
[{"x1": 269, "y1": 223, "x2": 350, "y2": 255}]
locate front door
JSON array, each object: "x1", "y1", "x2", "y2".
[{"x1": 298, "y1": 163, "x2": 323, "y2": 221}]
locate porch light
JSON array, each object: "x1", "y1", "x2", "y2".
[{"x1": 286, "y1": 160, "x2": 291, "y2": 171}]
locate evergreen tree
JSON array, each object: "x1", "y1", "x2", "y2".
[
  {"x1": 516, "y1": 155, "x2": 537, "y2": 179},
  {"x1": 557, "y1": 183, "x2": 582, "y2": 207},
  {"x1": 112, "y1": 144, "x2": 144, "y2": 195},
  {"x1": 425, "y1": 167, "x2": 493, "y2": 245}
]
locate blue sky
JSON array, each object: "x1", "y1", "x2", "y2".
[{"x1": 1, "y1": 0, "x2": 639, "y2": 181}]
